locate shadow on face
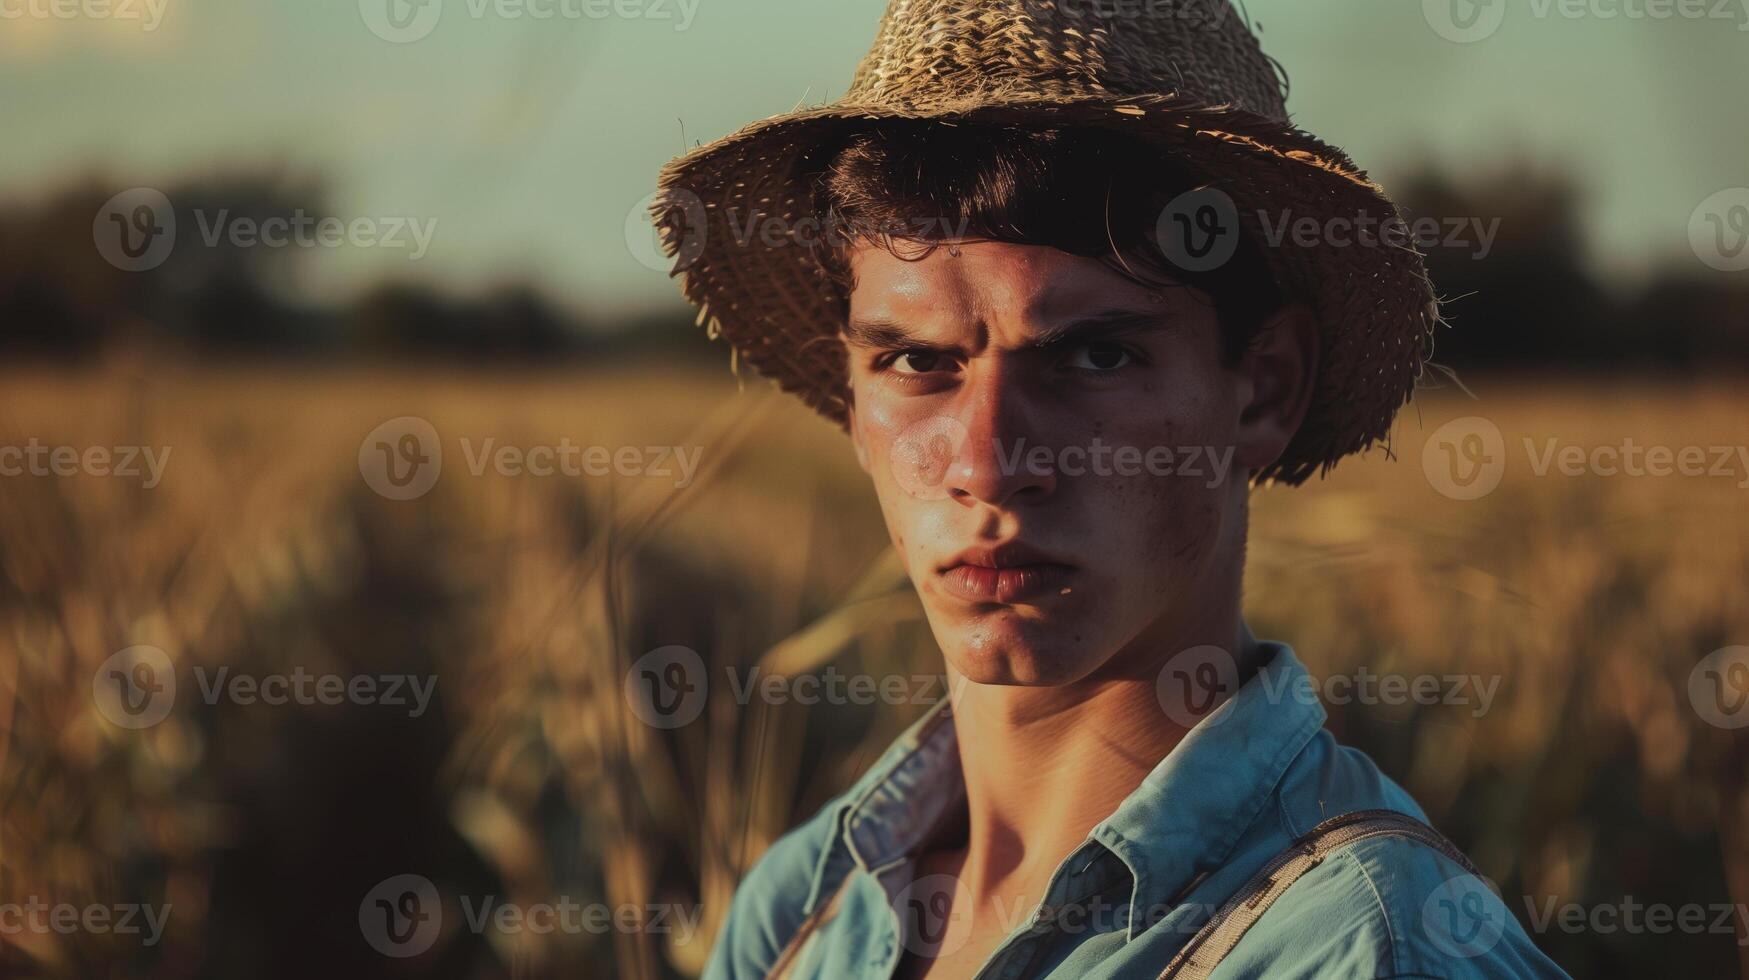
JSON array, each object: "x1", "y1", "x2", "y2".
[{"x1": 842, "y1": 240, "x2": 1313, "y2": 686}]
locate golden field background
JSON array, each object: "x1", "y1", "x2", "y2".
[{"x1": 1, "y1": 362, "x2": 1746, "y2": 979}]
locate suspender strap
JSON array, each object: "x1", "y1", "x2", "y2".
[
  {"x1": 765, "y1": 873, "x2": 852, "y2": 980},
  {"x1": 1157, "y1": 809, "x2": 1482, "y2": 980}
]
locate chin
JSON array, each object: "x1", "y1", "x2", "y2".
[{"x1": 931, "y1": 607, "x2": 1103, "y2": 686}]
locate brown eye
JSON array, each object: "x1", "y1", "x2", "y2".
[
  {"x1": 1068, "y1": 342, "x2": 1133, "y2": 371},
  {"x1": 893, "y1": 351, "x2": 948, "y2": 374}
]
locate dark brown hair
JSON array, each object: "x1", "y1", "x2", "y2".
[{"x1": 814, "y1": 121, "x2": 1287, "y2": 363}]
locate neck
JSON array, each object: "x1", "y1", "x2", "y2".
[{"x1": 938, "y1": 604, "x2": 1259, "y2": 901}]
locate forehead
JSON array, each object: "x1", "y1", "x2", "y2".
[{"x1": 845, "y1": 240, "x2": 1170, "y2": 332}]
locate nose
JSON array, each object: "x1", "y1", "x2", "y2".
[{"x1": 941, "y1": 366, "x2": 1056, "y2": 509}]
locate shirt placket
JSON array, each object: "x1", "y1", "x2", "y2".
[{"x1": 970, "y1": 842, "x2": 1129, "y2": 980}]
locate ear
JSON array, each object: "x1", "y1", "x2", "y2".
[{"x1": 1233, "y1": 302, "x2": 1319, "y2": 477}]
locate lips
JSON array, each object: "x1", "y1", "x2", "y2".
[{"x1": 937, "y1": 543, "x2": 1074, "y2": 605}]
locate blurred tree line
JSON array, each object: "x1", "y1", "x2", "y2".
[
  {"x1": 1400, "y1": 166, "x2": 1749, "y2": 372},
  {"x1": 1, "y1": 167, "x2": 1744, "y2": 370},
  {"x1": 0, "y1": 173, "x2": 713, "y2": 365}
]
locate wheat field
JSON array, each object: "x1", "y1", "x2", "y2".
[{"x1": 0, "y1": 362, "x2": 1744, "y2": 979}]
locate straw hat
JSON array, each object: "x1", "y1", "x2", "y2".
[{"x1": 651, "y1": 0, "x2": 1439, "y2": 486}]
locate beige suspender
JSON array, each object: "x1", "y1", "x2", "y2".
[
  {"x1": 764, "y1": 872, "x2": 853, "y2": 980},
  {"x1": 1156, "y1": 809, "x2": 1483, "y2": 980}
]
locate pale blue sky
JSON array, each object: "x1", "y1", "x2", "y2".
[{"x1": 5, "y1": 0, "x2": 1745, "y2": 317}]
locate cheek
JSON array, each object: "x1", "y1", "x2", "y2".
[
  {"x1": 1133, "y1": 319, "x2": 1242, "y2": 440},
  {"x1": 854, "y1": 381, "x2": 970, "y2": 493},
  {"x1": 856, "y1": 383, "x2": 902, "y2": 435},
  {"x1": 852, "y1": 391, "x2": 905, "y2": 488},
  {"x1": 906, "y1": 506, "x2": 960, "y2": 559},
  {"x1": 1152, "y1": 364, "x2": 1236, "y2": 443},
  {"x1": 1076, "y1": 391, "x2": 1235, "y2": 578},
  {"x1": 853, "y1": 394, "x2": 947, "y2": 558},
  {"x1": 1100, "y1": 466, "x2": 1211, "y2": 538},
  {"x1": 851, "y1": 376, "x2": 933, "y2": 456},
  {"x1": 1099, "y1": 377, "x2": 1232, "y2": 474},
  {"x1": 1071, "y1": 474, "x2": 1224, "y2": 621}
]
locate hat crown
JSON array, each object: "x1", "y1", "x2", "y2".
[{"x1": 845, "y1": 0, "x2": 1288, "y2": 121}]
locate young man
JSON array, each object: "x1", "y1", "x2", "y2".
[{"x1": 653, "y1": 1, "x2": 1569, "y2": 977}]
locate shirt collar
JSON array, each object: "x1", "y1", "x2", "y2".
[
  {"x1": 825, "y1": 640, "x2": 1327, "y2": 918},
  {"x1": 838, "y1": 697, "x2": 962, "y2": 874},
  {"x1": 1093, "y1": 642, "x2": 1326, "y2": 921}
]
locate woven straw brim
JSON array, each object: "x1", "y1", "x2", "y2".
[{"x1": 653, "y1": 93, "x2": 1439, "y2": 486}]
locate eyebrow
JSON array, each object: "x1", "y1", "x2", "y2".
[
  {"x1": 842, "y1": 307, "x2": 1169, "y2": 353},
  {"x1": 1026, "y1": 308, "x2": 1171, "y2": 349},
  {"x1": 841, "y1": 314, "x2": 934, "y2": 352}
]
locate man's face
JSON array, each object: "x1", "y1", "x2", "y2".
[{"x1": 845, "y1": 240, "x2": 1297, "y2": 687}]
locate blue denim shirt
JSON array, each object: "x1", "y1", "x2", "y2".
[{"x1": 706, "y1": 642, "x2": 1569, "y2": 979}]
